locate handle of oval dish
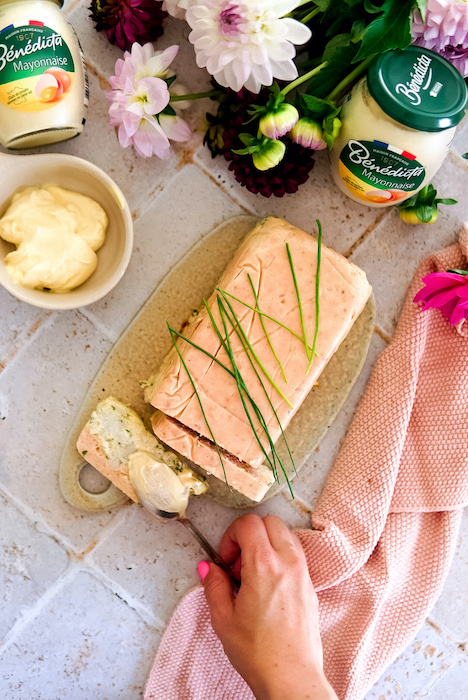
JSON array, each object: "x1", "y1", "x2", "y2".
[{"x1": 178, "y1": 516, "x2": 240, "y2": 586}]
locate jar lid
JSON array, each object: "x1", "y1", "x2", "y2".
[{"x1": 367, "y1": 46, "x2": 468, "y2": 132}]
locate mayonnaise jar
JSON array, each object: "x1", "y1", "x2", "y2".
[
  {"x1": 330, "y1": 46, "x2": 468, "y2": 206},
  {"x1": 0, "y1": 0, "x2": 88, "y2": 149}
]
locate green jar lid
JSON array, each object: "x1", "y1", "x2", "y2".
[{"x1": 367, "y1": 45, "x2": 468, "y2": 132}]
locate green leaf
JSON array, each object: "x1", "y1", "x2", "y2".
[
  {"x1": 415, "y1": 0, "x2": 427, "y2": 22},
  {"x1": 160, "y1": 105, "x2": 176, "y2": 117},
  {"x1": 322, "y1": 106, "x2": 342, "y2": 148},
  {"x1": 364, "y1": 0, "x2": 384, "y2": 13},
  {"x1": 165, "y1": 75, "x2": 177, "y2": 87},
  {"x1": 313, "y1": 0, "x2": 332, "y2": 10},
  {"x1": 462, "y1": 152, "x2": 468, "y2": 159},
  {"x1": 301, "y1": 93, "x2": 336, "y2": 119},
  {"x1": 416, "y1": 204, "x2": 434, "y2": 223},
  {"x1": 397, "y1": 194, "x2": 418, "y2": 210},
  {"x1": 232, "y1": 146, "x2": 258, "y2": 155},
  {"x1": 351, "y1": 19, "x2": 367, "y2": 43},
  {"x1": 306, "y1": 43, "x2": 359, "y2": 98},
  {"x1": 322, "y1": 33, "x2": 352, "y2": 62},
  {"x1": 448, "y1": 268, "x2": 468, "y2": 276},
  {"x1": 354, "y1": 0, "x2": 413, "y2": 62},
  {"x1": 435, "y1": 198, "x2": 458, "y2": 206},
  {"x1": 239, "y1": 132, "x2": 258, "y2": 146}
]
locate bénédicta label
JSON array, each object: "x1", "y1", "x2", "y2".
[
  {"x1": 338, "y1": 139, "x2": 426, "y2": 203},
  {"x1": 0, "y1": 24, "x2": 75, "y2": 112}
]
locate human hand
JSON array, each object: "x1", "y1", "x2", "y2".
[{"x1": 199, "y1": 514, "x2": 338, "y2": 700}]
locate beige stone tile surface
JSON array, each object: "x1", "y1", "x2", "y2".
[
  {"x1": 0, "y1": 3, "x2": 467, "y2": 697},
  {"x1": 0, "y1": 311, "x2": 116, "y2": 552},
  {"x1": 0, "y1": 571, "x2": 160, "y2": 699},
  {"x1": 0, "y1": 492, "x2": 68, "y2": 640}
]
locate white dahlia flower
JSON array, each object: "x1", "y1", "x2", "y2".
[
  {"x1": 186, "y1": 0, "x2": 312, "y2": 93},
  {"x1": 162, "y1": 0, "x2": 194, "y2": 20}
]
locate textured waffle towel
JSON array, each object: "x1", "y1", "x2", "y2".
[{"x1": 144, "y1": 227, "x2": 468, "y2": 700}]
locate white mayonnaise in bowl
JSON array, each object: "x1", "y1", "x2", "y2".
[{"x1": 0, "y1": 152, "x2": 133, "y2": 309}]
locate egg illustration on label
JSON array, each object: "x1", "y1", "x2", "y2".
[
  {"x1": 45, "y1": 67, "x2": 72, "y2": 94},
  {"x1": 34, "y1": 73, "x2": 63, "y2": 103}
]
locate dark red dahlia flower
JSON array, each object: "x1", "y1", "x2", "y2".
[
  {"x1": 90, "y1": 0, "x2": 167, "y2": 52},
  {"x1": 204, "y1": 86, "x2": 315, "y2": 198}
]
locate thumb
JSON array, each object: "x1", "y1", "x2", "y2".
[{"x1": 202, "y1": 563, "x2": 235, "y2": 628}]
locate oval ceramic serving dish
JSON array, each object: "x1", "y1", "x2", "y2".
[{"x1": 59, "y1": 215, "x2": 375, "y2": 511}]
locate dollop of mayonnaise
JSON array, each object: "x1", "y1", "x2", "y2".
[
  {"x1": 128, "y1": 450, "x2": 207, "y2": 516},
  {"x1": 0, "y1": 185, "x2": 107, "y2": 292}
]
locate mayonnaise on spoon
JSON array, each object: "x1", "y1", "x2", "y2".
[{"x1": 128, "y1": 450, "x2": 206, "y2": 516}]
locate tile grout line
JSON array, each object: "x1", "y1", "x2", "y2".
[
  {"x1": 0, "y1": 480, "x2": 122, "y2": 556},
  {"x1": 192, "y1": 161, "x2": 257, "y2": 216},
  {"x1": 0, "y1": 311, "x2": 58, "y2": 382},
  {"x1": 0, "y1": 481, "x2": 81, "y2": 553},
  {"x1": 374, "y1": 325, "x2": 392, "y2": 345},
  {"x1": 343, "y1": 209, "x2": 394, "y2": 259},
  {"x1": 77, "y1": 308, "x2": 118, "y2": 344},
  {"x1": 80, "y1": 556, "x2": 166, "y2": 631},
  {"x1": 67, "y1": 506, "x2": 166, "y2": 630},
  {"x1": 448, "y1": 148, "x2": 468, "y2": 173},
  {"x1": 0, "y1": 564, "x2": 79, "y2": 656}
]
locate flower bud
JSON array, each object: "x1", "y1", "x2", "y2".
[
  {"x1": 290, "y1": 118, "x2": 326, "y2": 150},
  {"x1": 330, "y1": 116, "x2": 341, "y2": 140},
  {"x1": 399, "y1": 208, "x2": 438, "y2": 225},
  {"x1": 252, "y1": 138, "x2": 286, "y2": 171},
  {"x1": 259, "y1": 103, "x2": 299, "y2": 140}
]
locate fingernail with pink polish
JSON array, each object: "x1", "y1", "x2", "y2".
[{"x1": 197, "y1": 561, "x2": 209, "y2": 581}]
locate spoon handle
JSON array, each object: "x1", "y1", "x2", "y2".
[{"x1": 177, "y1": 516, "x2": 239, "y2": 584}]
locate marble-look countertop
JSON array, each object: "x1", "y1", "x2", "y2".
[{"x1": 1, "y1": 2, "x2": 467, "y2": 698}]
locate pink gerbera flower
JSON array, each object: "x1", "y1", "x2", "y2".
[{"x1": 414, "y1": 270, "x2": 468, "y2": 324}]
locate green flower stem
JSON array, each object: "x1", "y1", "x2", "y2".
[
  {"x1": 280, "y1": 61, "x2": 328, "y2": 97},
  {"x1": 301, "y1": 6, "x2": 321, "y2": 23},
  {"x1": 170, "y1": 90, "x2": 223, "y2": 102},
  {"x1": 326, "y1": 55, "x2": 375, "y2": 102}
]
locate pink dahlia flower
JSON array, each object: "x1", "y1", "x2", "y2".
[
  {"x1": 414, "y1": 270, "x2": 468, "y2": 324},
  {"x1": 412, "y1": 0, "x2": 468, "y2": 77},
  {"x1": 107, "y1": 43, "x2": 191, "y2": 159}
]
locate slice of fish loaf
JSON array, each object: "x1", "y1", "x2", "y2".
[
  {"x1": 76, "y1": 396, "x2": 188, "y2": 503},
  {"x1": 152, "y1": 412, "x2": 274, "y2": 503},
  {"x1": 148, "y1": 216, "x2": 371, "y2": 473}
]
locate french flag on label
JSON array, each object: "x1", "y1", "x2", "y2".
[
  {"x1": 374, "y1": 140, "x2": 416, "y2": 161},
  {"x1": 29, "y1": 20, "x2": 44, "y2": 26}
]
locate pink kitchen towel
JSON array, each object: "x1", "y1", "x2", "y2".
[{"x1": 144, "y1": 225, "x2": 468, "y2": 700}]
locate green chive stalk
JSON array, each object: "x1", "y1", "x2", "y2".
[
  {"x1": 167, "y1": 324, "x2": 235, "y2": 497},
  {"x1": 219, "y1": 294, "x2": 296, "y2": 483},
  {"x1": 216, "y1": 287, "x2": 313, "y2": 353},
  {"x1": 247, "y1": 274, "x2": 288, "y2": 383},
  {"x1": 286, "y1": 242, "x2": 311, "y2": 364},
  {"x1": 306, "y1": 220, "x2": 322, "y2": 374},
  {"x1": 216, "y1": 291, "x2": 294, "y2": 409}
]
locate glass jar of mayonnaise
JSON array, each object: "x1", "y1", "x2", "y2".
[
  {"x1": 0, "y1": 0, "x2": 88, "y2": 149},
  {"x1": 330, "y1": 46, "x2": 468, "y2": 206}
]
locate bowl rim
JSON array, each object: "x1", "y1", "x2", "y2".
[{"x1": 0, "y1": 153, "x2": 134, "y2": 310}]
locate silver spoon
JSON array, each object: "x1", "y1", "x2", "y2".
[{"x1": 146, "y1": 506, "x2": 240, "y2": 586}]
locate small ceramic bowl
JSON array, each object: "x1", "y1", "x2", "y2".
[{"x1": 0, "y1": 152, "x2": 133, "y2": 310}]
